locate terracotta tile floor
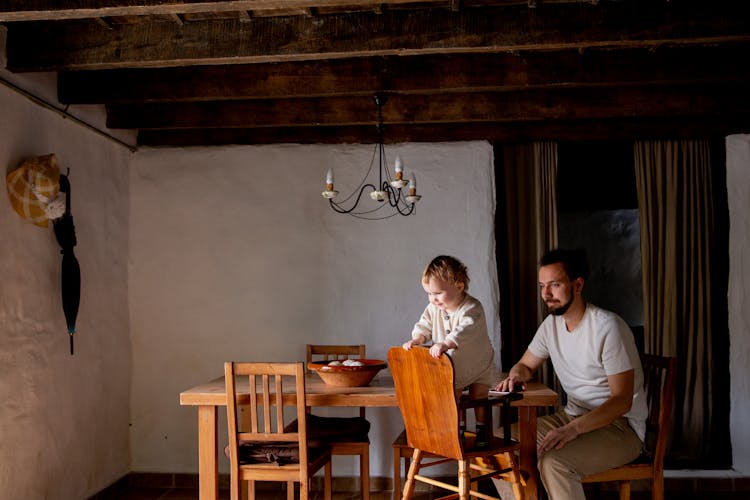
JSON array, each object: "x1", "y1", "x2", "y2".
[
  {"x1": 94, "y1": 487, "x2": 431, "y2": 499},
  {"x1": 90, "y1": 470, "x2": 750, "y2": 500},
  {"x1": 93, "y1": 482, "x2": 750, "y2": 500}
]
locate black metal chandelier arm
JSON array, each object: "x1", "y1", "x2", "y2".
[
  {"x1": 381, "y1": 183, "x2": 402, "y2": 207},
  {"x1": 328, "y1": 183, "x2": 379, "y2": 214},
  {"x1": 346, "y1": 210, "x2": 402, "y2": 221},
  {"x1": 381, "y1": 185, "x2": 415, "y2": 216},
  {"x1": 379, "y1": 183, "x2": 413, "y2": 213},
  {"x1": 395, "y1": 200, "x2": 416, "y2": 216}
]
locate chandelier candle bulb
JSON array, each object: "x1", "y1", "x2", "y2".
[
  {"x1": 406, "y1": 173, "x2": 422, "y2": 203},
  {"x1": 321, "y1": 168, "x2": 339, "y2": 199},
  {"x1": 390, "y1": 156, "x2": 409, "y2": 189}
]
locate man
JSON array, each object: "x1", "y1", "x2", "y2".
[{"x1": 495, "y1": 248, "x2": 647, "y2": 500}]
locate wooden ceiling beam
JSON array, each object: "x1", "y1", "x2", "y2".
[
  {"x1": 136, "y1": 116, "x2": 750, "y2": 146},
  {"x1": 0, "y1": 0, "x2": 598, "y2": 22},
  {"x1": 0, "y1": 0, "x2": 458, "y2": 22},
  {"x1": 105, "y1": 83, "x2": 750, "y2": 129},
  {"x1": 0, "y1": 1, "x2": 607, "y2": 22},
  {"x1": 8, "y1": 2, "x2": 750, "y2": 71},
  {"x1": 58, "y1": 46, "x2": 750, "y2": 104}
]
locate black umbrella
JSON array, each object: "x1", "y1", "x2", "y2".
[{"x1": 53, "y1": 173, "x2": 80, "y2": 355}]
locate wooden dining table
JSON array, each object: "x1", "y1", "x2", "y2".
[{"x1": 180, "y1": 373, "x2": 557, "y2": 500}]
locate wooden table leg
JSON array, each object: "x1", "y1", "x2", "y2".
[
  {"x1": 518, "y1": 407, "x2": 539, "y2": 500},
  {"x1": 198, "y1": 405, "x2": 219, "y2": 500}
]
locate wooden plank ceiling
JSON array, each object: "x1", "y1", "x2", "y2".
[{"x1": 2, "y1": 0, "x2": 750, "y2": 146}]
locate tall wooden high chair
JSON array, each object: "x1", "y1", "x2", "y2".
[
  {"x1": 225, "y1": 361, "x2": 332, "y2": 500},
  {"x1": 306, "y1": 344, "x2": 371, "y2": 499},
  {"x1": 388, "y1": 346, "x2": 525, "y2": 500}
]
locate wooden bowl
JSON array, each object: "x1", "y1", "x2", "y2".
[{"x1": 308, "y1": 359, "x2": 387, "y2": 387}]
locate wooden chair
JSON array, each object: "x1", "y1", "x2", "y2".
[
  {"x1": 306, "y1": 344, "x2": 371, "y2": 500},
  {"x1": 581, "y1": 354, "x2": 678, "y2": 500},
  {"x1": 225, "y1": 361, "x2": 332, "y2": 500},
  {"x1": 392, "y1": 429, "x2": 442, "y2": 500},
  {"x1": 387, "y1": 346, "x2": 526, "y2": 500}
]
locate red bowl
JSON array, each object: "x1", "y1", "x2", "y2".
[{"x1": 308, "y1": 359, "x2": 387, "y2": 387}]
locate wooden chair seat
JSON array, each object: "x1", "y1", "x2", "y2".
[
  {"x1": 582, "y1": 461, "x2": 654, "y2": 481},
  {"x1": 287, "y1": 413, "x2": 370, "y2": 444},
  {"x1": 581, "y1": 354, "x2": 678, "y2": 500},
  {"x1": 388, "y1": 346, "x2": 526, "y2": 500}
]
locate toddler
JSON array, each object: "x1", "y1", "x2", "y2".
[{"x1": 402, "y1": 255, "x2": 498, "y2": 439}]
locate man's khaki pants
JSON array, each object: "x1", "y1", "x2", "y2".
[{"x1": 493, "y1": 409, "x2": 642, "y2": 500}]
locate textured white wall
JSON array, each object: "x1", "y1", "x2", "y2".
[
  {"x1": 128, "y1": 142, "x2": 500, "y2": 476},
  {"x1": 726, "y1": 134, "x2": 750, "y2": 474},
  {"x1": 0, "y1": 84, "x2": 132, "y2": 498}
]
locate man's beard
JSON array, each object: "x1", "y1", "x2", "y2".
[{"x1": 546, "y1": 295, "x2": 573, "y2": 316}]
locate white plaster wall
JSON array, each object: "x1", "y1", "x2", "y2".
[
  {"x1": 0, "y1": 85, "x2": 132, "y2": 497},
  {"x1": 726, "y1": 134, "x2": 750, "y2": 474},
  {"x1": 129, "y1": 142, "x2": 500, "y2": 476}
]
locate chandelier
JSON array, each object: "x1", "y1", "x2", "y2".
[{"x1": 321, "y1": 94, "x2": 421, "y2": 219}]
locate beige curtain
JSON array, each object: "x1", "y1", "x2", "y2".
[
  {"x1": 496, "y1": 143, "x2": 558, "y2": 390},
  {"x1": 634, "y1": 139, "x2": 730, "y2": 465}
]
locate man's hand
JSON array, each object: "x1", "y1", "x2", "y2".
[
  {"x1": 494, "y1": 375, "x2": 526, "y2": 392},
  {"x1": 493, "y1": 351, "x2": 544, "y2": 392},
  {"x1": 538, "y1": 423, "x2": 580, "y2": 456}
]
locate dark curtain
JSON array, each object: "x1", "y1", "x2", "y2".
[
  {"x1": 495, "y1": 143, "x2": 558, "y2": 393},
  {"x1": 634, "y1": 139, "x2": 731, "y2": 467}
]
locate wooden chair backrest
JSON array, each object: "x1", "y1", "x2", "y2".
[
  {"x1": 387, "y1": 346, "x2": 464, "y2": 460},
  {"x1": 306, "y1": 344, "x2": 366, "y2": 372},
  {"x1": 224, "y1": 361, "x2": 309, "y2": 467},
  {"x1": 640, "y1": 354, "x2": 678, "y2": 467},
  {"x1": 306, "y1": 344, "x2": 367, "y2": 418}
]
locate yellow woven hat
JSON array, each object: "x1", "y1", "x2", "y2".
[{"x1": 6, "y1": 153, "x2": 65, "y2": 227}]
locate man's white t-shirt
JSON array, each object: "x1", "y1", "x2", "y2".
[{"x1": 528, "y1": 303, "x2": 648, "y2": 442}]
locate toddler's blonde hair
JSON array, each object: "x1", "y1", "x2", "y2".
[{"x1": 422, "y1": 255, "x2": 469, "y2": 291}]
